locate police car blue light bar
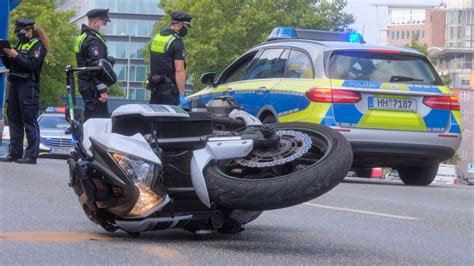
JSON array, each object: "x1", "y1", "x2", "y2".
[
  {"x1": 267, "y1": 27, "x2": 365, "y2": 44},
  {"x1": 45, "y1": 106, "x2": 66, "y2": 113}
]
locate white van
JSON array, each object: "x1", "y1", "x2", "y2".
[{"x1": 434, "y1": 164, "x2": 460, "y2": 185}]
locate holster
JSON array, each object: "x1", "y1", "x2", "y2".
[{"x1": 147, "y1": 74, "x2": 173, "y2": 91}]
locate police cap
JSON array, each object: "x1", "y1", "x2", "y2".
[
  {"x1": 171, "y1": 11, "x2": 192, "y2": 27},
  {"x1": 86, "y1": 8, "x2": 111, "y2": 22},
  {"x1": 14, "y1": 18, "x2": 35, "y2": 33}
]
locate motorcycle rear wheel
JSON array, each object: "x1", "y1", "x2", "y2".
[{"x1": 204, "y1": 122, "x2": 353, "y2": 211}]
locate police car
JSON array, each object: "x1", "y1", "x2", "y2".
[
  {"x1": 188, "y1": 27, "x2": 462, "y2": 186},
  {"x1": 38, "y1": 107, "x2": 74, "y2": 158}
]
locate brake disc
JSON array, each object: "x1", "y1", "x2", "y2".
[{"x1": 235, "y1": 130, "x2": 312, "y2": 168}]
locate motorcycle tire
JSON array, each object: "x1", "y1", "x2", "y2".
[{"x1": 204, "y1": 122, "x2": 353, "y2": 211}]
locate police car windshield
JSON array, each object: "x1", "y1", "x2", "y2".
[
  {"x1": 39, "y1": 115, "x2": 69, "y2": 130},
  {"x1": 328, "y1": 51, "x2": 441, "y2": 85}
]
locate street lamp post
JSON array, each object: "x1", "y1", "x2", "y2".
[{"x1": 121, "y1": 33, "x2": 132, "y2": 99}]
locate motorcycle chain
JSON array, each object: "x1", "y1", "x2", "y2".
[{"x1": 235, "y1": 130, "x2": 312, "y2": 168}]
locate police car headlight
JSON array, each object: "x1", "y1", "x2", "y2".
[
  {"x1": 111, "y1": 153, "x2": 167, "y2": 217},
  {"x1": 39, "y1": 143, "x2": 49, "y2": 150}
]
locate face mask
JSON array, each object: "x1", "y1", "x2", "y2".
[
  {"x1": 178, "y1": 26, "x2": 188, "y2": 38},
  {"x1": 17, "y1": 32, "x2": 29, "y2": 42}
]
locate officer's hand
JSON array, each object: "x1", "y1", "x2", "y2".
[
  {"x1": 99, "y1": 92, "x2": 109, "y2": 103},
  {"x1": 2, "y1": 48, "x2": 18, "y2": 58},
  {"x1": 179, "y1": 94, "x2": 187, "y2": 106}
]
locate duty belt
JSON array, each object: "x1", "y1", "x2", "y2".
[{"x1": 8, "y1": 72, "x2": 30, "y2": 81}]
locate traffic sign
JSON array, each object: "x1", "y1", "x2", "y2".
[{"x1": 468, "y1": 163, "x2": 474, "y2": 173}]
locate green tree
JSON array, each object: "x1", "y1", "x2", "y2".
[
  {"x1": 405, "y1": 33, "x2": 428, "y2": 56},
  {"x1": 445, "y1": 152, "x2": 461, "y2": 165},
  {"x1": 108, "y1": 83, "x2": 125, "y2": 98},
  {"x1": 150, "y1": 0, "x2": 354, "y2": 90},
  {"x1": 440, "y1": 73, "x2": 452, "y2": 87},
  {"x1": 8, "y1": 0, "x2": 78, "y2": 109}
]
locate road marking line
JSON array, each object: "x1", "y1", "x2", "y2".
[{"x1": 303, "y1": 203, "x2": 419, "y2": 220}]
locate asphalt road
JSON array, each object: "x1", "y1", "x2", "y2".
[{"x1": 1, "y1": 159, "x2": 473, "y2": 265}]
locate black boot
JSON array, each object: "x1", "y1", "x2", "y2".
[
  {"x1": 16, "y1": 157, "x2": 37, "y2": 165},
  {"x1": 0, "y1": 155, "x2": 20, "y2": 163}
]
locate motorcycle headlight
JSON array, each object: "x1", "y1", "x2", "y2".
[{"x1": 112, "y1": 153, "x2": 167, "y2": 217}]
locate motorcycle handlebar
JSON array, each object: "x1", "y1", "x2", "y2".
[{"x1": 211, "y1": 116, "x2": 246, "y2": 128}]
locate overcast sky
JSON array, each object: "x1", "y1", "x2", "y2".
[{"x1": 344, "y1": 0, "x2": 443, "y2": 44}]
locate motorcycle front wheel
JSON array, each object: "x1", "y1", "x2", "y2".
[{"x1": 204, "y1": 122, "x2": 353, "y2": 211}]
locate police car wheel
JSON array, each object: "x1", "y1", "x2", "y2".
[
  {"x1": 203, "y1": 122, "x2": 353, "y2": 211},
  {"x1": 398, "y1": 164, "x2": 438, "y2": 186},
  {"x1": 261, "y1": 115, "x2": 277, "y2": 124}
]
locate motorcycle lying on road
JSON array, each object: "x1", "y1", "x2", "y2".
[{"x1": 65, "y1": 63, "x2": 353, "y2": 235}]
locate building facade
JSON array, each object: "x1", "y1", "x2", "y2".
[
  {"x1": 385, "y1": 4, "x2": 446, "y2": 47},
  {"x1": 445, "y1": 0, "x2": 474, "y2": 48},
  {"x1": 430, "y1": 0, "x2": 474, "y2": 179},
  {"x1": 57, "y1": 0, "x2": 164, "y2": 100}
]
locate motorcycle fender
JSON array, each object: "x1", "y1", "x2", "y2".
[{"x1": 191, "y1": 138, "x2": 253, "y2": 207}]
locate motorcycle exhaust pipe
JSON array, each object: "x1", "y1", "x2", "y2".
[{"x1": 211, "y1": 210, "x2": 224, "y2": 229}]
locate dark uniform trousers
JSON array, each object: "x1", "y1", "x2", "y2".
[
  {"x1": 79, "y1": 78, "x2": 109, "y2": 120},
  {"x1": 7, "y1": 78, "x2": 40, "y2": 159},
  {"x1": 150, "y1": 82, "x2": 179, "y2": 105}
]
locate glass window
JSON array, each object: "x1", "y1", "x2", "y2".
[
  {"x1": 135, "y1": 88, "x2": 146, "y2": 100},
  {"x1": 391, "y1": 31, "x2": 395, "y2": 40},
  {"x1": 463, "y1": 129, "x2": 470, "y2": 139},
  {"x1": 285, "y1": 49, "x2": 313, "y2": 79},
  {"x1": 115, "y1": 64, "x2": 126, "y2": 81},
  {"x1": 39, "y1": 115, "x2": 69, "y2": 130},
  {"x1": 117, "y1": 0, "x2": 128, "y2": 12},
  {"x1": 116, "y1": 42, "x2": 126, "y2": 58},
  {"x1": 127, "y1": 0, "x2": 138, "y2": 13},
  {"x1": 128, "y1": 20, "x2": 138, "y2": 36},
  {"x1": 135, "y1": 66, "x2": 147, "y2": 82},
  {"x1": 460, "y1": 90, "x2": 470, "y2": 101},
  {"x1": 402, "y1": 31, "x2": 405, "y2": 39},
  {"x1": 129, "y1": 66, "x2": 136, "y2": 81},
  {"x1": 461, "y1": 110, "x2": 469, "y2": 121},
  {"x1": 245, "y1": 49, "x2": 286, "y2": 80},
  {"x1": 136, "y1": 43, "x2": 146, "y2": 59},
  {"x1": 328, "y1": 52, "x2": 440, "y2": 85},
  {"x1": 219, "y1": 51, "x2": 258, "y2": 84}
]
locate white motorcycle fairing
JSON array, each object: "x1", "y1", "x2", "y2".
[
  {"x1": 89, "y1": 133, "x2": 161, "y2": 165},
  {"x1": 191, "y1": 137, "x2": 254, "y2": 207}
]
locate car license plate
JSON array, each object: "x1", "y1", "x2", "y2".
[
  {"x1": 368, "y1": 97, "x2": 417, "y2": 112},
  {"x1": 51, "y1": 147, "x2": 72, "y2": 154}
]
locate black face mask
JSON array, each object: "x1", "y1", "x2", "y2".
[
  {"x1": 178, "y1": 26, "x2": 188, "y2": 38},
  {"x1": 17, "y1": 32, "x2": 29, "y2": 42}
]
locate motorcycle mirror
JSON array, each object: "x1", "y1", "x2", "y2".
[{"x1": 200, "y1": 72, "x2": 216, "y2": 86}]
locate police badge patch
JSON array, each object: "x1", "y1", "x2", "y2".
[{"x1": 91, "y1": 47, "x2": 100, "y2": 57}]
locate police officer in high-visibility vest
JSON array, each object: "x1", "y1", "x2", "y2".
[
  {"x1": 0, "y1": 19, "x2": 49, "y2": 164},
  {"x1": 148, "y1": 11, "x2": 192, "y2": 105},
  {"x1": 75, "y1": 9, "x2": 111, "y2": 120}
]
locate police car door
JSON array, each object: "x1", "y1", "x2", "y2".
[
  {"x1": 193, "y1": 51, "x2": 259, "y2": 105},
  {"x1": 233, "y1": 48, "x2": 286, "y2": 116},
  {"x1": 269, "y1": 48, "x2": 316, "y2": 122}
]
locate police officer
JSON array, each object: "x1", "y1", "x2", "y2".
[
  {"x1": 75, "y1": 9, "x2": 112, "y2": 121},
  {"x1": 0, "y1": 19, "x2": 48, "y2": 164},
  {"x1": 149, "y1": 11, "x2": 192, "y2": 105}
]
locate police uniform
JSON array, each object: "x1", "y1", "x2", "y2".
[
  {"x1": 0, "y1": 19, "x2": 46, "y2": 164},
  {"x1": 149, "y1": 11, "x2": 192, "y2": 105},
  {"x1": 75, "y1": 9, "x2": 111, "y2": 120}
]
